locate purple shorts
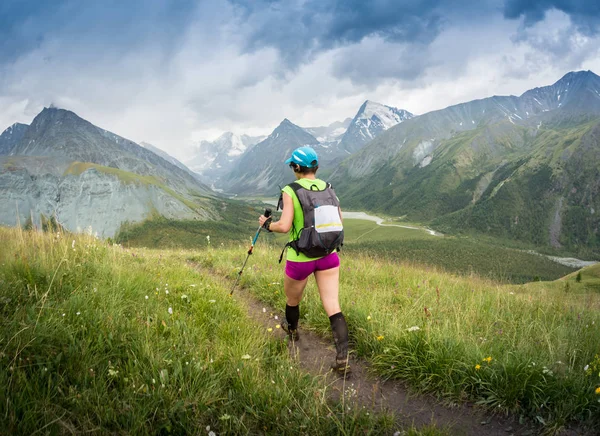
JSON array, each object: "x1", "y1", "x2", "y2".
[{"x1": 285, "y1": 252, "x2": 340, "y2": 281}]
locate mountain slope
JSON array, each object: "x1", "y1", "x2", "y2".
[
  {"x1": 339, "y1": 100, "x2": 413, "y2": 153},
  {"x1": 1, "y1": 107, "x2": 216, "y2": 236},
  {"x1": 333, "y1": 71, "x2": 600, "y2": 255},
  {"x1": 185, "y1": 132, "x2": 265, "y2": 188},
  {"x1": 224, "y1": 119, "x2": 321, "y2": 195},
  {"x1": 0, "y1": 123, "x2": 29, "y2": 155}
]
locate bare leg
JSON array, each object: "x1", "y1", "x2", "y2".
[
  {"x1": 314, "y1": 267, "x2": 340, "y2": 316},
  {"x1": 284, "y1": 273, "x2": 308, "y2": 306}
]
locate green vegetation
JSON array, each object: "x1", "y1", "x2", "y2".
[
  {"x1": 200, "y1": 244, "x2": 600, "y2": 433},
  {"x1": 337, "y1": 117, "x2": 600, "y2": 257},
  {"x1": 116, "y1": 199, "x2": 263, "y2": 248},
  {"x1": 117, "y1": 214, "x2": 577, "y2": 284},
  {"x1": 0, "y1": 227, "x2": 407, "y2": 434}
]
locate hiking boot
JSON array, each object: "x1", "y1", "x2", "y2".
[
  {"x1": 331, "y1": 357, "x2": 351, "y2": 375},
  {"x1": 281, "y1": 319, "x2": 299, "y2": 341}
]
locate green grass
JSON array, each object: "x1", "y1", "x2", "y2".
[
  {"x1": 199, "y1": 243, "x2": 600, "y2": 433},
  {"x1": 117, "y1": 215, "x2": 577, "y2": 284},
  {"x1": 0, "y1": 227, "x2": 412, "y2": 434}
]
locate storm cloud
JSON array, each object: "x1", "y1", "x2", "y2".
[{"x1": 0, "y1": 0, "x2": 599, "y2": 158}]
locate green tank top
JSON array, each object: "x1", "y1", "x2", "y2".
[{"x1": 282, "y1": 178, "x2": 328, "y2": 262}]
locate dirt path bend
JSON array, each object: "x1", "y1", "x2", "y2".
[{"x1": 190, "y1": 262, "x2": 539, "y2": 436}]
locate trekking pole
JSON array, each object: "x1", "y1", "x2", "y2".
[{"x1": 230, "y1": 208, "x2": 272, "y2": 296}]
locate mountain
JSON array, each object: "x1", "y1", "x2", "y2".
[
  {"x1": 304, "y1": 118, "x2": 352, "y2": 143},
  {"x1": 0, "y1": 123, "x2": 29, "y2": 155},
  {"x1": 139, "y1": 141, "x2": 205, "y2": 183},
  {"x1": 338, "y1": 101, "x2": 413, "y2": 154},
  {"x1": 333, "y1": 71, "x2": 600, "y2": 255},
  {"x1": 0, "y1": 107, "x2": 216, "y2": 237},
  {"x1": 185, "y1": 132, "x2": 265, "y2": 187},
  {"x1": 224, "y1": 119, "x2": 321, "y2": 195}
]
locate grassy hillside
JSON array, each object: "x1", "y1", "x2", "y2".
[
  {"x1": 117, "y1": 215, "x2": 576, "y2": 284},
  {"x1": 2, "y1": 226, "x2": 599, "y2": 433},
  {"x1": 0, "y1": 227, "x2": 402, "y2": 434},
  {"x1": 200, "y1": 243, "x2": 600, "y2": 433},
  {"x1": 337, "y1": 116, "x2": 600, "y2": 257}
]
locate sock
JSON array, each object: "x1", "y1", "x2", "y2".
[
  {"x1": 329, "y1": 312, "x2": 349, "y2": 361},
  {"x1": 285, "y1": 304, "x2": 300, "y2": 330}
]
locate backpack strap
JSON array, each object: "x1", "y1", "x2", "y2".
[{"x1": 277, "y1": 181, "x2": 333, "y2": 263}]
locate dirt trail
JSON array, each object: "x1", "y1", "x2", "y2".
[{"x1": 190, "y1": 262, "x2": 538, "y2": 435}]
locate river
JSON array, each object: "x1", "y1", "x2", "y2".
[{"x1": 343, "y1": 211, "x2": 597, "y2": 269}]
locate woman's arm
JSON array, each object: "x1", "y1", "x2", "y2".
[{"x1": 259, "y1": 192, "x2": 294, "y2": 233}]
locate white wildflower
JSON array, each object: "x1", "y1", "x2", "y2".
[
  {"x1": 407, "y1": 326, "x2": 420, "y2": 332},
  {"x1": 584, "y1": 364, "x2": 589, "y2": 371},
  {"x1": 72, "y1": 240, "x2": 75, "y2": 249},
  {"x1": 181, "y1": 294, "x2": 188, "y2": 300},
  {"x1": 168, "y1": 307, "x2": 173, "y2": 315},
  {"x1": 145, "y1": 295, "x2": 149, "y2": 300},
  {"x1": 241, "y1": 354, "x2": 251, "y2": 360},
  {"x1": 209, "y1": 300, "x2": 216, "y2": 303},
  {"x1": 76, "y1": 312, "x2": 81, "y2": 316}
]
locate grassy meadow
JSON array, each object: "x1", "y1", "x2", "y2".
[
  {"x1": 0, "y1": 227, "x2": 406, "y2": 434},
  {"x1": 4, "y1": 212, "x2": 598, "y2": 434},
  {"x1": 122, "y1": 213, "x2": 578, "y2": 284},
  {"x1": 200, "y1": 242, "x2": 600, "y2": 433}
]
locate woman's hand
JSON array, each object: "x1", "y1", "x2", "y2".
[{"x1": 258, "y1": 214, "x2": 270, "y2": 227}]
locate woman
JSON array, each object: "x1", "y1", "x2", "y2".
[{"x1": 258, "y1": 146, "x2": 350, "y2": 374}]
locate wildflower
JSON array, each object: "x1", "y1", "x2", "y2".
[
  {"x1": 209, "y1": 432, "x2": 216, "y2": 436},
  {"x1": 267, "y1": 328, "x2": 273, "y2": 332},
  {"x1": 475, "y1": 364, "x2": 481, "y2": 370},
  {"x1": 377, "y1": 335, "x2": 384, "y2": 341},
  {"x1": 407, "y1": 326, "x2": 420, "y2": 332},
  {"x1": 206, "y1": 426, "x2": 211, "y2": 432},
  {"x1": 76, "y1": 312, "x2": 81, "y2": 316},
  {"x1": 483, "y1": 357, "x2": 492, "y2": 363},
  {"x1": 189, "y1": 284, "x2": 196, "y2": 287},
  {"x1": 72, "y1": 240, "x2": 75, "y2": 249},
  {"x1": 165, "y1": 290, "x2": 169, "y2": 294},
  {"x1": 145, "y1": 295, "x2": 149, "y2": 300},
  {"x1": 181, "y1": 294, "x2": 188, "y2": 300},
  {"x1": 584, "y1": 365, "x2": 590, "y2": 372},
  {"x1": 367, "y1": 315, "x2": 372, "y2": 321},
  {"x1": 595, "y1": 387, "x2": 600, "y2": 395},
  {"x1": 275, "y1": 324, "x2": 281, "y2": 329},
  {"x1": 168, "y1": 307, "x2": 173, "y2": 315},
  {"x1": 274, "y1": 315, "x2": 279, "y2": 320},
  {"x1": 209, "y1": 300, "x2": 216, "y2": 303},
  {"x1": 262, "y1": 308, "x2": 266, "y2": 313},
  {"x1": 241, "y1": 354, "x2": 251, "y2": 360}
]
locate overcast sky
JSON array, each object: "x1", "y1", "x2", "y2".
[{"x1": 1, "y1": 0, "x2": 600, "y2": 159}]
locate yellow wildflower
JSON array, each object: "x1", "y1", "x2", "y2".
[
  {"x1": 483, "y1": 357, "x2": 492, "y2": 363},
  {"x1": 595, "y1": 387, "x2": 600, "y2": 395},
  {"x1": 475, "y1": 364, "x2": 481, "y2": 370},
  {"x1": 376, "y1": 335, "x2": 384, "y2": 341},
  {"x1": 367, "y1": 315, "x2": 372, "y2": 321}
]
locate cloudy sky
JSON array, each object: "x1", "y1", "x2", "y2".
[{"x1": 1, "y1": 0, "x2": 600, "y2": 159}]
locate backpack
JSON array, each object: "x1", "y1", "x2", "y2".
[{"x1": 278, "y1": 181, "x2": 344, "y2": 262}]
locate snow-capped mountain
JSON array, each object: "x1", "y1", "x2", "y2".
[
  {"x1": 185, "y1": 132, "x2": 265, "y2": 182},
  {"x1": 304, "y1": 118, "x2": 352, "y2": 143},
  {"x1": 339, "y1": 101, "x2": 413, "y2": 153}
]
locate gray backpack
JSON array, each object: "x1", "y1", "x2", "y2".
[{"x1": 278, "y1": 181, "x2": 344, "y2": 262}]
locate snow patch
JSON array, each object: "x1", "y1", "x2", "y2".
[
  {"x1": 413, "y1": 140, "x2": 434, "y2": 165},
  {"x1": 419, "y1": 155, "x2": 432, "y2": 168}
]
